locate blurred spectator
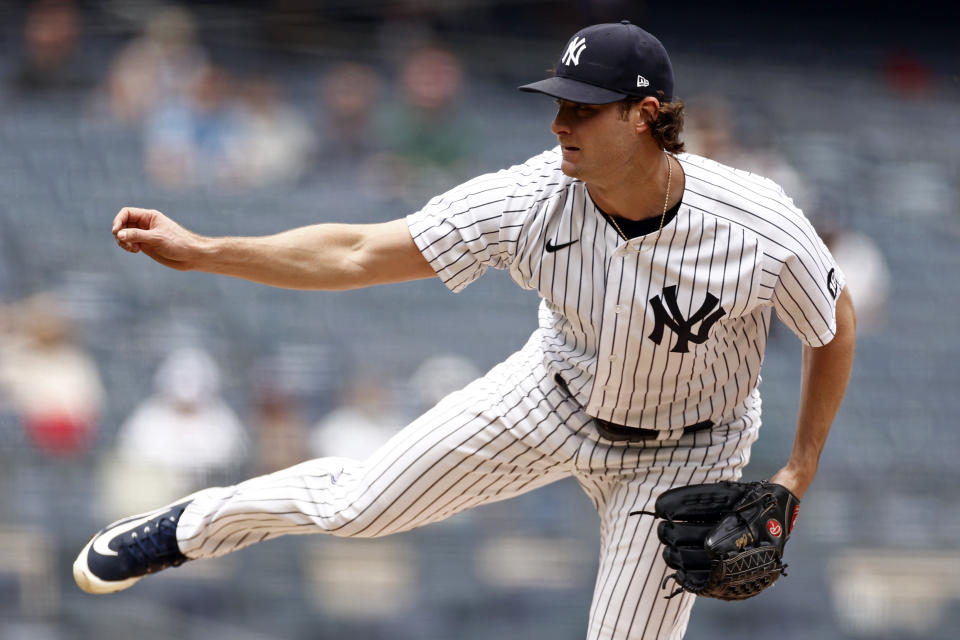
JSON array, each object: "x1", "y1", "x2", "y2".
[
  {"x1": 231, "y1": 75, "x2": 316, "y2": 188},
  {"x1": 142, "y1": 63, "x2": 244, "y2": 189},
  {"x1": 683, "y1": 96, "x2": 735, "y2": 160},
  {"x1": 103, "y1": 347, "x2": 247, "y2": 515},
  {"x1": 0, "y1": 293, "x2": 104, "y2": 457},
  {"x1": 882, "y1": 47, "x2": 934, "y2": 96},
  {"x1": 382, "y1": 45, "x2": 469, "y2": 167},
  {"x1": 366, "y1": 45, "x2": 476, "y2": 203},
  {"x1": 9, "y1": 0, "x2": 92, "y2": 97},
  {"x1": 685, "y1": 95, "x2": 812, "y2": 210},
  {"x1": 310, "y1": 375, "x2": 402, "y2": 460},
  {"x1": 406, "y1": 353, "x2": 481, "y2": 415},
  {"x1": 252, "y1": 386, "x2": 310, "y2": 475},
  {"x1": 313, "y1": 62, "x2": 382, "y2": 170},
  {"x1": 106, "y1": 4, "x2": 208, "y2": 125}
]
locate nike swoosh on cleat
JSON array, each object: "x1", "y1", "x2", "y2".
[
  {"x1": 545, "y1": 239, "x2": 579, "y2": 253},
  {"x1": 91, "y1": 512, "x2": 164, "y2": 558}
]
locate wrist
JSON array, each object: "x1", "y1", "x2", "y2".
[
  {"x1": 192, "y1": 234, "x2": 221, "y2": 271},
  {"x1": 770, "y1": 464, "x2": 816, "y2": 499}
]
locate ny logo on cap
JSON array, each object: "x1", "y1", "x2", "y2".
[{"x1": 562, "y1": 36, "x2": 587, "y2": 66}]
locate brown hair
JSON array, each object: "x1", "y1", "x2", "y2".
[{"x1": 618, "y1": 93, "x2": 686, "y2": 153}]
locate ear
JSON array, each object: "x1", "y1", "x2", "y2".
[{"x1": 634, "y1": 97, "x2": 661, "y2": 133}]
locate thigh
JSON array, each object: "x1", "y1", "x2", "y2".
[
  {"x1": 577, "y1": 425, "x2": 756, "y2": 640},
  {"x1": 180, "y1": 350, "x2": 580, "y2": 557},
  {"x1": 342, "y1": 365, "x2": 576, "y2": 536}
]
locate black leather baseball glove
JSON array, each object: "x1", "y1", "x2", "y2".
[{"x1": 636, "y1": 481, "x2": 801, "y2": 601}]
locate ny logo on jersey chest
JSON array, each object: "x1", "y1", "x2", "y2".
[{"x1": 648, "y1": 285, "x2": 727, "y2": 353}]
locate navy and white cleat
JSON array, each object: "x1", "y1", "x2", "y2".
[{"x1": 73, "y1": 499, "x2": 193, "y2": 594}]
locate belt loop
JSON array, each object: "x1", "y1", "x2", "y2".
[{"x1": 656, "y1": 427, "x2": 687, "y2": 442}]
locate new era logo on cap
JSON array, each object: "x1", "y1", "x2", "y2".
[{"x1": 518, "y1": 21, "x2": 674, "y2": 105}]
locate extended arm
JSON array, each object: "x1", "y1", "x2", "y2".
[
  {"x1": 112, "y1": 207, "x2": 436, "y2": 290},
  {"x1": 770, "y1": 288, "x2": 856, "y2": 498}
]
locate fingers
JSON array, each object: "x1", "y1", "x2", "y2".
[
  {"x1": 658, "y1": 520, "x2": 714, "y2": 547},
  {"x1": 662, "y1": 545, "x2": 712, "y2": 572},
  {"x1": 654, "y1": 482, "x2": 748, "y2": 521},
  {"x1": 115, "y1": 227, "x2": 147, "y2": 253},
  {"x1": 111, "y1": 206, "x2": 196, "y2": 269},
  {"x1": 111, "y1": 209, "x2": 128, "y2": 234},
  {"x1": 112, "y1": 207, "x2": 161, "y2": 235},
  {"x1": 116, "y1": 227, "x2": 150, "y2": 245},
  {"x1": 113, "y1": 207, "x2": 164, "y2": 253}
]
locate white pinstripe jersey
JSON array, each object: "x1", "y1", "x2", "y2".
[{"x1": 407, "y1": 147, "x2": 844, "y2": 436}]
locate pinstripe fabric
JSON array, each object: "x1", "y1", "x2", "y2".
[
  {"x1": 174, "y1": 147, "x2": 840, "y2": 639},
  {"x1": 408, "y1": 148, "x2": 843, "y2": 432},
  {"x1": 178, "y1": 335, "x2": 756, "y2": 639}
]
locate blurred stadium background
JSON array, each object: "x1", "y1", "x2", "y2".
[{"x1": 0, "y1": 1, "x2": 957, "y2": 639}]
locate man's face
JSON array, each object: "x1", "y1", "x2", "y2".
[{"x1": 550, "y1": 99, "x2": 639, "y2": 182}]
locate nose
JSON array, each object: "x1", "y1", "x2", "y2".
[{"x1": 551, "y1": 104, "x2": 572, "y2": 136}]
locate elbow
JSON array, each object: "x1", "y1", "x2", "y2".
[
  {"x1": 313, "y1": 227, "x2": 370, "y2": 291},
  {"x1": 329, "y1": 239, "x2": 374, "y2": 291},
  {"x1": 335, "y1": 256, "x2": 370, "y2": 290}
]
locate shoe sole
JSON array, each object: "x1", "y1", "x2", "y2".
[{"x1": 73, "y1": 492, "x2": 203, "y2": 594}]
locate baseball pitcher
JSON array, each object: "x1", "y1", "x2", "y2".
[{"x1": 74, "y1": 21, "x2": 855, "y2": 640}]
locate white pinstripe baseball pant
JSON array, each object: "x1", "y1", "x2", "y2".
[{"x1": 177, "y1": 335, "x2": 759, "y2": 639}]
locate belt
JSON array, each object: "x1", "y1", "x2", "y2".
[{"x1": 554, "y1": 374, "x2": 713, "y2": 442}]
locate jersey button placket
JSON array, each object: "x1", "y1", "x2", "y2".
[{"x1": 588, "y1": 251, "x2": 627, "y2": 412}]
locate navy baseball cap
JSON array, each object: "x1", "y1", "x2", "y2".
[{"x1": 519, "y1": 21, "x2": 674, "y2": 104}]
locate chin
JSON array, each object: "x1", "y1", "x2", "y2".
[{"x1": 559, "y1": 160, "x2": 582, "y2": 178}]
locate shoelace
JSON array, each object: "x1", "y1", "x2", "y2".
[{"x1": 123, "y1": 513, "x2": 185, "y2": 574}]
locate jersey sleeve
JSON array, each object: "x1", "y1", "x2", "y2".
[
  {"x1": 406, "y1": 151, "x2": 557, "y2": 293},
  {"x1": 768, "y1": 191, "x2": 846, "y2": 347}
]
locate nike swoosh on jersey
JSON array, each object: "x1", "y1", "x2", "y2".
[
  {"x1": 545, "y1": 239, "x2": 579, "y2": 253},
  {"x1": 91, "y1": 512, "x2": 165, "y2": 558}
]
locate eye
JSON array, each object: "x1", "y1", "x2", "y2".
[
  {"x1": 574, "y1": 105, "x2": 598, "y2": 118},
  {"x1": 555, "y1": 100, "x2": 598, "y2": 119}
]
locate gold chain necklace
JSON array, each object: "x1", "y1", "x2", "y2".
[{"x1": 605, "y1": 152, "x2": 673, "y2": 244}]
